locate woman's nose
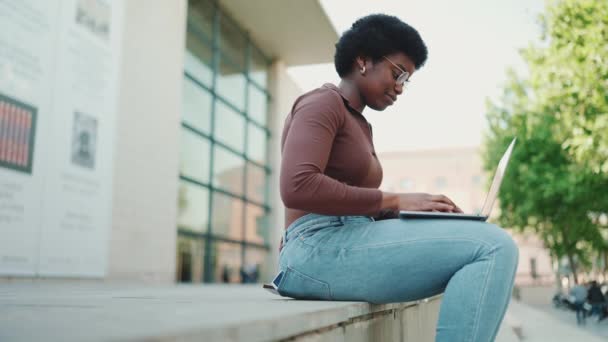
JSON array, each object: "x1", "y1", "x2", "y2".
[{"x1": 395, "y1": 82, "x2": 404, "y2": 95}]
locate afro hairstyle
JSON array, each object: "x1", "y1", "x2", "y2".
[{"x1": 334, "y1": 14, "x2": 428, "y2": 77}]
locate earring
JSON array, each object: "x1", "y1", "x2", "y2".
[{"x1": 360, "y1": 66, "x2": 366, "y2": 74}]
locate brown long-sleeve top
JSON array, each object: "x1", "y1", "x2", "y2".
[{"x1": 280, "y1": 83, "x2": 385, "y2": 231}]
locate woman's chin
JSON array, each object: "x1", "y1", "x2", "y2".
[{"x1": 369, "y1": 102, "x2": 390, "y2": 111}]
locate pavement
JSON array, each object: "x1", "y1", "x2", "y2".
[
  {"x1": 0, "y1": 281, "x2": 441, "y2": 341},
  {"x1": 503, "y1": 300, "x2": 605, "y2": 341},
  {"x1": 517, "y1": 285, "x2": 608, "y2": 340},
  {"x1": 0, "y1": 281, "x2": 604, "y2": 342}
]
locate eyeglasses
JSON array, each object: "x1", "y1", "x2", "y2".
[{"x1": 383, "y1": 56, "x2": 410, "y2": 86}]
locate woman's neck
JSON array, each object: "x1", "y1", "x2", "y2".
[{"x1": 338, "y1": 79, "x2": 365, "y2": 113}]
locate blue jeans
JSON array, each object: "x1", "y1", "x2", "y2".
[
  {"x1": 590, "y1": 302, "x2": 606, "y2": 319},
  {"x1": 274, "y1": 214, "x2": 519, "y2": 342},
  {"x1": 574, "y1": 302, "x2": 586, "y2": 324}
]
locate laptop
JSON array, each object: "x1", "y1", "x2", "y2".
[{"x1": 399, "y1": 138, "x2": 516, "y2": 222}]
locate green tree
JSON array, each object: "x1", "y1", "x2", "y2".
[
  {"x1": 483, "y1": 0, "x2": 608, "y2": 284},
  {"x1": 525, "y1": 0, "x2": 608, "y2": 173}
]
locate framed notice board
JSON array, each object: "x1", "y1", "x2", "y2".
[{"x1": 0, "y1": 93, "x2": 37, "y2": 174}]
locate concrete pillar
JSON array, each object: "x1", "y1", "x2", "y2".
[{"x1": 108, "y1": 0, "x2": 187, "y2": 283}]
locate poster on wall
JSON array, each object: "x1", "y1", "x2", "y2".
[
  {"x1": 0, "y1": 0, "x2": 59, "y2": 276},
  {"x1": 0, "y1": 94, "x2": 37, "y2": 174},
  {"x1": 71, "y1": 112, "x2": 98, "y2": 170},
  {"x1": 0, "y1": 0, "x2": 123, "y2": 277}
]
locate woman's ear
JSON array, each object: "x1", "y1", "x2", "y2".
[
  {"x1": 355, "y1": 56, "x2": 367, "y2": 75},
  {"x1": 355, "y1": 56, "x2": 365, "y2": 69}
]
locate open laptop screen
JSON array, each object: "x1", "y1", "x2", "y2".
[{"x1": 480, "y1": 138, "x2": 516, "y2": 218}]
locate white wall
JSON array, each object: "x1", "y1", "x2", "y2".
[
  {"x1": 0, "y1": 0, "x2": 124, "y2": 279},
  {"x1": 108, "y1": 0, "x2": 187, "y2": 283}
]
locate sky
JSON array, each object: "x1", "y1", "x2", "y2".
[{"x1": 287, "y1": 0, "x2": 546, "y2": 153}]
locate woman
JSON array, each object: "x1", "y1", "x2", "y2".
[{"x1": 273, "y1": 14, "x2": 518, "y2": 342}]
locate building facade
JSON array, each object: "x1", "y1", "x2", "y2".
[
  {"x1": 112, "y1": 0, "x2": 338, "y2": 284},
  {"x1": 0, "y1": 0, "x2": 337, "y2": 284}
]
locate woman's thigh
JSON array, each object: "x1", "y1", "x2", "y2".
[{"x1": 280, "y1": 218, "x2": 515, "y2": 303}]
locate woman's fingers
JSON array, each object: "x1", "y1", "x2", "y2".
[
  {"x1": 431, "y1": 194, "x2": 462, "y2": 213},
  {"x1": 401, "y1": 193, "x2": 462, "y2": 213},
  {"x1": 431, "y1": 194, "x2": 453, "y2": 205},
  {"x1": 429, "y1": 202, "x2": 453, "y2": 212}
]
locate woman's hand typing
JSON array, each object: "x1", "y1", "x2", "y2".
[{"x1": 382, "y1": 192, "x2": 464, "y2": 213}]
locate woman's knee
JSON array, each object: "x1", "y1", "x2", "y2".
[{"x1": 485, "y1": 224, "x2": 519, "y2": 265}]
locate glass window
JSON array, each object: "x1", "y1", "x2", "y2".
[
  {"x1": 247, "y1": 123, "x2": 267, "y2": 165},
  {"x1": 400, "y1": 178, "x2": 413, "y2": 191},
  {"x1": 184, "y1": 48, "x2": 213, "y2": 87},
  {"x1": 213, "y1": 146, "x2": 244, "y2": 195},
  {"x1": 219, "y1": 14, "x2": 246, "y2": 69},
  {"x1": 215, "y1": 101, "x2": 245, "y2": 151},
  {"x1": 216, "y1": 59, "x2": 246, "y2": 110},
  {"x1": 472, "y1": 175, "x2": 482, "y2": 185},
  {"x1": 243, "y1": 247, "x2": 267, "y2": 283},
  {"x1": 211, "y1": 192, "x2": 244, "y2": 240},
  {"x1": 187, "y1": 0, "x2": 215, "y2": 40},
  {"x1": 179, "y1": 129, "x2": 210, "y2": 184},
  {"x1": 435, "y1": 177, "x2": 447, "y2": 190},
  {"x1": 176, "y1": 236, "x2": 205, "y2": 283},
  {"x1": 249, "y1": 47, "x2": 269, "y2": 87},
  {"x1": 177, "y1": 181, "x2": 209, "y2": 232},
  {"x1": 182, "y1": 78, "x2": 212, "y2": 134},
  {"x1": 264, "y1": 172, "x2": 271, "y2": 206},
  {"x1": 210, "y1": 241, "x2": 241, "y2": 283},
  {"x1": 180, "y1": 0, "x2": 274, "y2": 284},
  {"x1": 184, "y1": 3, "x2": 214, "y2": 88},
  {"x1": 245, "y1": 204, "x2": 269, "y2": 245},
  {"x1": 248, "y1": 85, "x2": 268, "y2": 126},
  {"x1": 530, "y1": 258, "x2": 538, "y2": 279},
  {"x1": 246, "y1": 163, "x2": 266, "y2": 204}
]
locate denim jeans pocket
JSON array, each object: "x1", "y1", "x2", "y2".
[
  {"x1": 277, "y1": 266, "x2": 332, "y2": 300},
  {"x1": 297, "y1": 220, "x2": 343, "y2": 241}
]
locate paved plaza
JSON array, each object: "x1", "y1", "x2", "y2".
[
  {"x1": 517, "y1": 285, "x2": 608, "y2": 340},
  {"x1": 1, "y1": 281, "x2": 606, "y2": 341}
]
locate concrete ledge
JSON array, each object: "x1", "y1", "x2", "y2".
[{"x1": 0, "y1": 282, "x2": 442, "y2": 341}]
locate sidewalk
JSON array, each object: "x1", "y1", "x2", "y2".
[
  {"x1": 0, "y1": 281, "x2": 600, "y2": 341},
  {"x1": 505, "y1": 300, "x2": 605, "y2": 341},
  {"x1": 0, "y1": 281, "x2": 441, "y2": 341},
  {"x1": 531, "y1": 302, "x2": 608, "y2": 339},
  {"x1": 517, "y1": 285, "x2": 608, "y2": 339}
]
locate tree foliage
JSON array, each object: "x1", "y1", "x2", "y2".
[{"x1": 483, "y1": 0, "x2": 608, "y2": 282}]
